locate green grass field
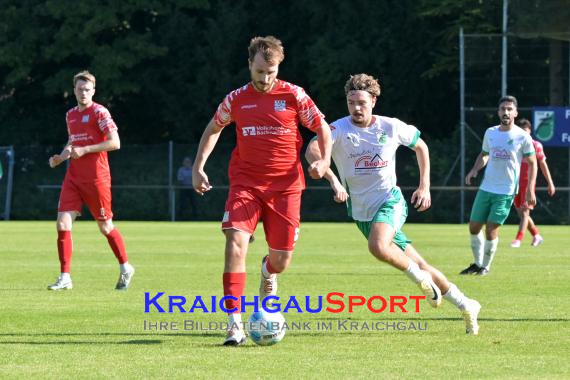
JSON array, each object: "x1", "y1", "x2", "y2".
[{"x1": 1, "y1": 221, "x2": 568, "y2": 379}]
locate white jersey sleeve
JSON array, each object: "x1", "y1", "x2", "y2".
[{"x1": 394, "y1": 119, "x2": 420, "y2": 148}]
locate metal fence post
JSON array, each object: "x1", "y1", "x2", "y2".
[
  {"x1": 459, "y1": 27, "x2": 466, "y2": 223},
  {"x1": 169, "y1": 141, "x2": 175, "y2": 222},
  {"x1": 4, "y1": 147, "x2": 15, "y2": 220}
]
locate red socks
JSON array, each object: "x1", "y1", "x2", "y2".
[
  {"x1": 516, "y1": 231, "x2": 524, "y2": 241},
  {"x1": 105, "y1": 229, "x2": 128, "y2": 264},
  {"x1": 223, "y1": 272, "x2": 246, "y2": 313},
  {"x1": 529, "y1": 226, "x2": 539, "y2": 236},
  {"x1": 265, "y1": 257, "x2": 278, "y2": 274},
  {"x1": 57, "y1": 230, "x2": 72, "y2": 273}
]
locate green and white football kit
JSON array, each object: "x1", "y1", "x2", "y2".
[
  {"x1": 330, "y1": 115, "x2": 419, "y2": 250},
  {"x1": 464, "y1": 124, "x2": 535, "y2": 276},
  {"x1": 470, "y1": 125, "x2": 535, "y2": 225}
]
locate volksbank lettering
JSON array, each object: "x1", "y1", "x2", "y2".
[{"x1": 144, "y1": 292, "x2": 426, "y2": 314}]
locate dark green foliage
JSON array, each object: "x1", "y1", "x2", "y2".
[{"x1": 1, "y1": 1, "x2": 568, "y2": 222}]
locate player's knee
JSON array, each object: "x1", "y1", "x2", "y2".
[
  {"x1": 267, "y1": 250, "x2": 292, "y2": 273},
  {"x1": 469, "y1": 224, "x2": 482, "y2": 235},
  {"x1": 56, "y1": 221, "x2": 70, "y2": 231},
  {"x1": 98, "y1": 221, "x2": 114, "y2": 235},
  {"x1": 268, "y1": 258, "x2": 289, "y2": 273},
  {"x1": 369, "y1": 241, "x2": 391, "y2": 261},
  {"x1": 225, "y1": 241, "x2": 248, "y2": 263}
]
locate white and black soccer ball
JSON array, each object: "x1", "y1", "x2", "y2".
[{"x1": 247, "y1": 310, "x2": 287, "y2": 346}]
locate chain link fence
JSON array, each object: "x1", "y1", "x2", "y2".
[{"x1": 5, "y1": 139, "x2": 567, "y2": 224}]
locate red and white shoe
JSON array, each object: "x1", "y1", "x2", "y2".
[
  {"x1": 260, "y1": 255, "x2": 277, "y2": 301},
  {"x1": 223, "y1": 325, "x2": 246, "y2": 346},
  {"x1": 531, "y1": 235, "x2": 544, "y2": 247}
]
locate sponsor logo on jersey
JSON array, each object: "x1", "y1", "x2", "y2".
[
  {"x1": 242, "y1": 127, "x2": 257, "y2": 136},
  {"x1": 491, "y1": 149, "x2": 511, "y2": 160},
  {"x1": 82, "y1": 115, "x2": 90, "y2": 123},
  {"x1": 274, "y1": 100, "x2": 286, "y2": 112},
  {"x1": 241, "y1": 104, "x2": 257, "y2": 109},
  {"x1": 354, "y1": 154, "x2": 388, "y2": 174},
  {"x1": 242, "y1": 126, "x2": 292, "y2": 136}
]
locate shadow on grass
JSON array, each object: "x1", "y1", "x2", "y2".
[
  {"x1": 0, "y1": 331, "x2": 229, "y2": 345},
  {"x1": 0, "y1": 339, "x2": 163, "y2": 345}
]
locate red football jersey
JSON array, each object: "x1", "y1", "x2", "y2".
[
  {"x1": 65, "y1": 102, "x2": 117, "y2": 183},
  {"x1": 519, "y1": 139, "x2": 545, "y2": 184},
  {"x1": 214, "y1": 80, "x2": 325, "y2": 191}
]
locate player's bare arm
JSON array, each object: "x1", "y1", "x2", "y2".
[
  {"x1": 465, "y1": 152, "x2": 489, "y2": 185},
  {"x1": 524, "y1": 154, "x2": 538, "y2": 206},
  {"x1": 307, "y1": 121, "x2": 332, "y2": 180},
  {"x1": 538, "y1": 159, "x2": 556, "y2": 196},
  {"x1": 410, "y1": 138, "x2": 431, "y2": 211},
  {"x1": 305, "y1": 139, "x2": 348, "y2": 203},
  {"x1": 70, "y1": 130, "x2": 120, "y2": 160},
  {"x1": 192, "y1": 118, "x2": 223, "y2": 195},
  {"x1": 49, "y1": 140, "x2": 72, "y2": 168}
]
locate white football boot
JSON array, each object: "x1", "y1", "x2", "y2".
[
  {"x1": 462, "y1": 299, "x2": 481, "y2": 335},
  {"x1": 223, "y1": 325, "x2": 247, "y2": 346},
  {"x1": 531, "y1": 235, "x2": 544, "y2": 247},
  {"x1": 417, "y1": 270, "x2": 442, "y2": 308},
  {"x1": 115, "y1": 264, "x2": 135, "y2": 290},
  {"x1": 47, "y1": 275, "x2": 73, "y2": 290}
]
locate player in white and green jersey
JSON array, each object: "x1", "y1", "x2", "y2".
[
  {"x1": 306, "y1": 73, "x2": 481, "y2": 335},
  {"x1": 460, "y1": 95, "x2": 537, "y2": 276}
]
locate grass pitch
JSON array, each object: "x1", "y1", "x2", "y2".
[{"x1": 0, "y1": 221, "x2": 568, "y2": 379}]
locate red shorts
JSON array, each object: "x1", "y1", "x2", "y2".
[
  {"x1": 513, "y1": 181, "x2": 534, "y2": 210},
  {"x1": 58, "y1": 176, "x2": 114, "y2": 221},
  {"x1": 222, "y1": 186, "x2": 301, "y2": 251}
]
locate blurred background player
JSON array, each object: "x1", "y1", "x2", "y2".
[
  {"x1": 461, "y1": 96, "x2": 537, "y2": 276},
  {"x1": 192, "y1": 36, "x2": 331, "y2": 345},
  {"x1": 47, "y1": 70, "x2": 134, "y2": 291},
  {"x1": 510, "y1": 118, "x2": 555, "y2": 248},
  {"x1": 306, "y1": 74, "x2": 481, "y2": 335},
  {"x1": 177, "y1": 156, "x2": 198, "y2": 220}
]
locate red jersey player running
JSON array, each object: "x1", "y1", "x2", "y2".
[
  {"x1": 47, "y1": 71, "x2": 134, "y2": 291},
  {"x1": 511, "y1": 118, "x2": 556, "y2": 248},
  {"x1": 192, "y1": 36, "x2": 332, "y2": 346}
]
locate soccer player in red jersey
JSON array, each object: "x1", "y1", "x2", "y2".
[
  {"x1": 511, "y1": 118, "x2": 556, "y2": 248},
  {"x1": 47, "y1": 71, "x2": 134, "y2": 291},
  {"x1": 192, "y1": 36, "x2": 332, "y2": 345}
]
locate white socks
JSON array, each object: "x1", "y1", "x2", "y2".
[
  {"x1": 60, "y1": 272, "x2": 71, "y2": 280},
  {"x1": 443, "y1": 283, "x2": 468, "y2": 309},
  {"x1": 470, "y1": 232, "x2": 484, "y2": 267},
  {"x1": 404, "y1": 261, "x2": 424, "y2": 283},
  {"x1": 120, "y1": 262, "x2": 131, "y2": 273},
  {"x1": 482, "y1": 238, "x2": 499, "y2": 270},
  {"x1": 228, "y1": 313, "x2": 242, "y2": 325}
]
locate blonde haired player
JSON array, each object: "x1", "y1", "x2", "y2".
[
  {"x1": 47, "y1": 71, "x2": 134, "y2": 291},
  {"x1": 192, "y1": 36, "x2": 332, "y2": 345}
]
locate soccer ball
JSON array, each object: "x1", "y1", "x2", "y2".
[{"x1": 247, "y1": 310, "x2": 287, "y2": 346}]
